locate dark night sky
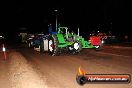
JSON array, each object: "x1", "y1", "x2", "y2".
[{"x1": 2, "y1": 0, "x2": 129, "y2": 37}]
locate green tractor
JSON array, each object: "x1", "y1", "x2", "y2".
[
  {"x1": 39, "y1": 25, "x2": 102, "y2": 56},
  {"x1": 41, "y1": 26, "x2": 82, "y2": 56}
]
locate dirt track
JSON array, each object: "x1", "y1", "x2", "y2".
[{"x1": 0, "y1": 45, "x2": 132, "y2": 88}]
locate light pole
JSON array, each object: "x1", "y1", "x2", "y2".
[{"x1": 54, "y1": 9, "x2": 58, "y2": 31}]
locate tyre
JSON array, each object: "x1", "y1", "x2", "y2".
[
  {"x1": 40, "y1": 39, "x2": 49, "y2": 53},
  {"x1": 48, "y1": 35, "x2": 59, "y2": 56},
  {"x1": 70, "y1": 41, "x2": 82, "y2": 54}
]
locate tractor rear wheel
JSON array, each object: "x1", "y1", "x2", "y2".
[
  {"x1": 48, "y1": 35, "x2": 59, "y2": 56},
  {"x1": 40, "y1": 39, "x2": 49, "y2": 53}
]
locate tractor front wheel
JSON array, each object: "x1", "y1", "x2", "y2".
[{"x1": 69, "y1": 41, "x2": 82, "y2": 54}]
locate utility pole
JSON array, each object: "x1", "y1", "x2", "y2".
[{"x1": 54, "y1": 9, "x2": 58, "y2": 31}]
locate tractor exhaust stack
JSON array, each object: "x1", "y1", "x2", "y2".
[{"x1": 78, "y1": 28, "x2": 80, "y2": 36}]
